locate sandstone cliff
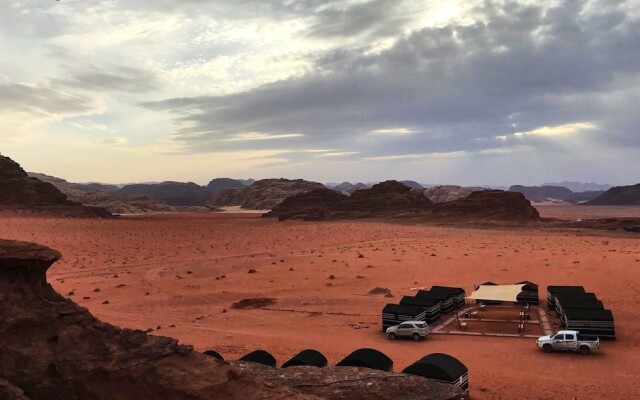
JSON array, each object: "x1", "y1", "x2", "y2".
[
  {"x1": 0, "y1": 156, "x2": 111, "y2": 218},
  {"x1": 205, "y1": 179, "x2": 326, "y2": 210},
  {"x1": 267, "y1": 182, "x2": 539, "y2": 222},
  {"x1": 0, "y1": 239, "x2": 466, "y2": 400}
]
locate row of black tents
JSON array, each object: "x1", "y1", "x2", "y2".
[
  {"x1": 204, "y1": 348, "x2": 469, "y2": 392},
  {"x1": 547, "y1": 285, "x2": 616, "y2": 340},
  {"x1": 382, "y1": 286, "x2": 466, "y2": 331}
]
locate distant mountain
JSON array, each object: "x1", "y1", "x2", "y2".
[
  {"x1": 332, "y1": 182, "x2": 370, "y2": 194},
  {"x1": 423, "y1": 185, "x2": 487, "y2": 203},
  {"x1": 509, "y1": 185, "x2": 573, "y2": 202},
  {"x1": 585, "y1": 184, "x2": 640, "y2": 205},
  {"x1": 206, "y1": 178, "x2": 247, "y2": 194},
  {"x1": 399, "y1": 180, "x2": 424, "y2": 190},
  {"x1": 116, "y1": 182, "x2": 211, "y2": 206},
  {"x1": 29, "y1": 173, "x2": 118, "y2": 202},
  {"x1": 205, "y1": 178, "x2": 325, "y2": 210},
  {"x1": 565, "y1": 191, "x2": 605, "y2": 204},
  {"x1": 543, "y1": 181, "x2": 612, "y2": 192},
  {"x1": 239, "y1": 179, "x2": 255, "y2": 186}
]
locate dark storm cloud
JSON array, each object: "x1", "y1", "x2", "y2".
[
  {"x1": 53, "y1": 66, "x2": 160, "y2": 93},
  {"x1": 142, "y1": 0, "x2": 640, "y2": 158}
]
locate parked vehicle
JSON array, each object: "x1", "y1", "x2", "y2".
[
  {"x1": 536, "y1": 330, "x2": 600, "y2": 355},
  {"x1": 386, "y1": 321, "x2": 430, "y2": 341}
]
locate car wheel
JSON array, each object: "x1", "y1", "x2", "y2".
[
  {"x1": 412, "y1": 333, "x2": 421, "y2": 341},
  {"x1": 542, "y1": 344, "x2": 553, "y2": 353},
  {"x1": 388, "y1": 333, "x2": 396, "y2": 340},
  {"x1": 579, "y1": 346, "x2": 590, "y2": 355}
]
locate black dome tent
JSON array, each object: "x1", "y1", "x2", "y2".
[
  {"x1": 203, "y1": 350, "x2": 224, "y2": 361},
  {"x1": 239, "y1": 350, "x2": 277, "y2": 367},
  {"x1": 403, "y1": 353, "x2": 469, "y2": 392},
  {"x1": 281, "y1": 349, "x2": 328, "y2": 368},
  {"x1": 336, "y1": 348, "x2": 393, "y2": 371}
]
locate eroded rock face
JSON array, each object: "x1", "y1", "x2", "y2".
[
  {"x1": 267, "y1": 183, "x2": 539, "y2": 222},
  {"x1": 205, "y1": 179, "x2": 326, "y2": 210},
  {"x1": 266, "y1": 181, "x2": 432, "y2": 220},
  {"x1": 0, "y1": 239, "x2": 466, "y2": 400},
  {"x1": 0, "y1": 156, "x2": 111, "y2": 218},
  {"x1": 586, "y1": 184, "x2": 640, "y2": 205},
  {"x1": 433, "y1": 190, "x2": 540, "y2": 220},
  {"x1": 423, "y1": 185, "x2": 486, "y2": 203}
]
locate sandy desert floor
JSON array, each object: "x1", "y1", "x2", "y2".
[{"x1": 2, "y1": 210, "x2": 640, "y2": 399}]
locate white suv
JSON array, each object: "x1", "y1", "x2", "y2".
[{"x1": 386, "y1": 321, "x2": 429, "y2": 341}]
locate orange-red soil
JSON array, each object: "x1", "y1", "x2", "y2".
[{"x1": 1, "y1": 211, "x2": 639, "y2": 399}]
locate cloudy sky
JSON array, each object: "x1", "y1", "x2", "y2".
[{"x1": 1, "y1": 0, "x2": 639, "y2": 186}]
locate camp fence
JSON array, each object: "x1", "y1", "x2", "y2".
[
  {"x1": 402, "y1": 353, "x2": 469, "y2": 392},
  {"x1": 515, "y1": 281, "x2": 539, "y2": 305},
  {"x1": 561, "y1": 308, "x2": 616, "y2": 340},
  {"x1": 381, "y1": 303, "x2": 427, "y2": 332},
  {"x1": 336, "y1": 348, "x2": 393, "y2": 372},
  {"x1": 399, "y1": 294, "x2": 441, "y2": 323},
  {"x1": 546, "y1": 286, "x2": 585, "y2": 309},
  {"x1": 281, "y1": 349, "x2": 328, "y2": 368},
  {"x1": 239, "y1": 350, "x2": 277, "y2": 367}
]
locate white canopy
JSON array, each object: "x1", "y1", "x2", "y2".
[{"x1": 467, "y1": 284, "x2": 526, "y2": 303}]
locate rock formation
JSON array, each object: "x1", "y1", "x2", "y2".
[
  {"x1": 0, "y1": 239, "x2": 466, "y2": 400},
  {"x1": 398, "y1": 180, "x2": 424, "y2": 190},
  {"x1": 206, "y1": 178, "x2": 248, "y2": 194},
  {"x1": 266, "y1": 181, "x2": 432, "y2": 220},
  {"x1": 508, "y1": 185, "x2": 574, "y2": 202},
  {"x1": 432, "y1": 190, "x2": 540, "y2": 220},
  {"x1": 423, "y1": 185, "x2": 486, "y2": 203},
  {"x1": 585, "y1": 184, "x2": 640, "y2": 205},
  {"x1": 267, "y1": 182, "x2": 539, "y2": 222},
  {"x1": 116, "y1": 182, "x2": 211, "y2": 206},
  {"x1": 79, "y1": 193, "x2": 214, "y2": 214},
  {"x1": 564, "y1": 190, "x2": 604, "y2": 204},
  {"x1": 0, "y1": 155, "x2": 111, "y2": 218},
  {"x1": 331, "y1": 182, "x2": 370, "y2": 194},
  {"x1": 205, "y1": 179, "x2": 326, "y2": 210},
  {"x1": 28, "y1": 173, "x2": 118, "y2": 202}
]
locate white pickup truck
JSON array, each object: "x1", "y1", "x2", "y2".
[{"x1": 536, "y1": 330, "x2": 600, "y2": 355}]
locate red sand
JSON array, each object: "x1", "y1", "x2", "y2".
[{"x1": 1, "y1": 211, "x2": 639, "y2": 399}]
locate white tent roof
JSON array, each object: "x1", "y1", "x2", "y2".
[{"x1": 467, "y1": 284, "x2": 525, "y2": 302}]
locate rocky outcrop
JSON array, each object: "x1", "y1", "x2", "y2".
[
  {"x1": 0, "y1": 156, "x2": 111, "y2": 218},
  {"x1": 331, "y1": 182, "x2": 370, "y2": 194},
  {"x1": 423, "y1": 185, "x2": 486, "y2": 203},
  {"x1": 116, "y1": 182, "x2": 211, "y2": 206},
  {"x1": 206, "y1": 178, "x2": 248, "y2": 194},
  {"x1": 266, "y1": 181, "x2": 432, "y2": 220},
  {"x1": 79, "y1": 193, "x2": 214, "y2": 214},
  {"x1": 509, "y1": 185, "x2": 573, "y2": 202},
  {"x1": 0, "y1": 239, "x2": 466, "y2": 400},
  {"x1": 268, "y1": 183, "x2": 539, "y2": 222},
  {"x1": 27, "y1": 173, "x2": 118, "y2": 202},
  {"x1": 543, "y1": 181, "x2": 612, "y2": 192},
  {"x1": 585, "y1": 184, "x2": 640, "y2": 205},
  {"x1": 205, "y1": 179, "x2": 326, "y2": 210},
  {"x1": 433, "y1": 190, "x2": 540, "y2": 220},
  {"x1": 398, "y1": 180, "x2": 424, "y2": 190}
]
